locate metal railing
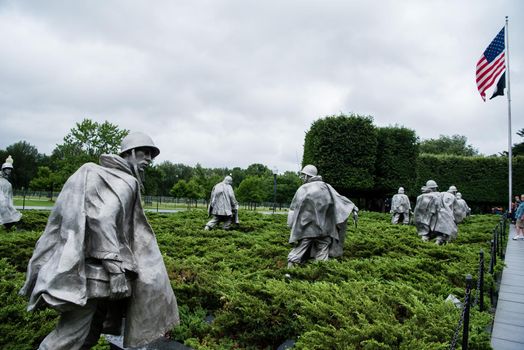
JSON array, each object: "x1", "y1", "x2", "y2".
[{"x1": 450, "y1": 216, "x2": 507, "y2": 350}]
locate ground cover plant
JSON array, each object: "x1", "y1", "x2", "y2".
[{"x1": 0, "y1": 210, "x2": 500, "y2": 349}]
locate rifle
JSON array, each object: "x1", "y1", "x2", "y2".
[
  {"x1": 353, "y1": 211, "x2": 358, "y2": 229},
  {"x1": 233, "y1": 209, "x2": 239, "y2": 224}
]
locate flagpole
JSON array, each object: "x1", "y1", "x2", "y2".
[{"x1": 506, "y1": 16, "x2": 513, "y2": 214}]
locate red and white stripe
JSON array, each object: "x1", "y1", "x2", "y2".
[{"x1": 476, "y1": 52, "x2": 506, "y2": 101}]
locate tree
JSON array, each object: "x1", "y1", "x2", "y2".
[
  {"x1": 419, "y1": 135, "x2": 479, "y2": 156},
  {"x1": 512, "y1": 128, "x2": 524, "y2": 156},
  {"x1": 0, "y1": 141, "x2": 42, "y2": 189},
  {"x1": 245, "y1": 163, "x2": 272, "y2": 177},
  {"x1": 186, "y1": 178, "x2": 203, "y2": 207},
  {"x1": 29, "y1": 166, "x2": 62, "y2": 197},
  {"x1": 275, "y1": 171, "x2": 302, "y2": 205},
  {"x1": 51, "y1": 119, "x2": 129, "y2": 187},
  {"x1": 156, "y1": 162, "x2": 194, "y2": 196},
  {"x1": 236, "y1": 176, "x2": 268, "y2": 209},
  {"x1": 170, "y1": 179, "x2": 189, "y2": 198},
  {"x1": 302, "y1": 114, "x2": 377, "y2": 194}
]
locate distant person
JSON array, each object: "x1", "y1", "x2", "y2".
[
  {"x1": 287, "y1": 165, "x2": 358, "y2": 267},
  {"x1": 390, "y1": 187, "x2": 411, "y2": 224},
  {"x1": 511, "y1": 195, "x2": 521, "y2": 223},
  {"x1": 414, "y1": 180, "x2": 458, "y2": 245},
  {"x1": 513, "y1": 194, "x2": 524, "y2": 240},
  {"x1": 0, "y1": 156, "x2": 22, "y2": 230},
  {"x1": 205, "y1": 176, "x2": 238, "y2": 230}
]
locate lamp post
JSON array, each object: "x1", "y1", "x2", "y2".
[{"x1": 272, "y1": 167, "x2": 278, "y2": 214}]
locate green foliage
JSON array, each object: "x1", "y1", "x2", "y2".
[
  {"x1": 0, "y1": 258, "x2": 59, "y2": 349},
  {"x1": 2, "y1": 210, "x2": 500, "y2": 349},
  {"x1": 29, "y1": 166, "x2": 62, "y2": 192},
  {"x1": 420, "y1": 135, "x2": 479, "y2": 156},
  {"x1": 0, "y1": 141, "x2": 42, "y2": 190},
  {"x1": 303, "y1": 114, "x2": 378, "y2": 193},
  {"x1": 236, "y1": 176, "x2": 269, "y2": 204},
  {"x1": 157, "y1": 162, "x2": 195, "y2": 194},
  {"x1": 513, "y1": 128, "x2": 524, "y2": 156},
  {"x1": 275, "y1": 172, "x2": 302, "y2": 204},
  {"x1": 416, "y1": 154, "x2": 524, "y2": 207},
  {"x1": 49, "y1": 119, "x2": 129, "y2": 189},
  {"x1": 374, "y1": 126, "x2": 419, "y2": 194}
]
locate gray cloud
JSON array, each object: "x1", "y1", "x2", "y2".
[{"x1": 0, "y1": 0, "x2": 522, "y2": 171}]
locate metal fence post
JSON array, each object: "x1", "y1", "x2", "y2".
[
  {"x1": 491, "y1": 236, "x2": 497, "y2": 269},
  {"x1": 479, "y1": 250, "x2": 484, "y2": 312},
  {"x1": 500, "y1": 219, "x2": 505, "y2": 260},
  {"x1": 462, "y1": 274, "x2": 472, "y2": 350}
]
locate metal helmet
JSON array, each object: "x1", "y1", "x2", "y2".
[
  {"x1": 120, "y1": 132, "x2": 160, "y2": 158},
  {"x1": 398, "y1": 187, "x2": 405, "y2": 194},
  {"x1": 448, "y1": 185, "x2": 458, "y2": 193},
  {"x1": 425, "y1": 180, "x2": 438, "y2": 189},
  {"x1": 300, "y1": 164, "x2": 318, "y2": 177},
  {"x1": 224, "y1": 175, "x2": 233, "y2": 184},
  {"x1": 456, "y1": 192, "x2": 462, "y2": 199},
  {"x1": 1, "y1": 155, "x2": 13, "y2": 170}
]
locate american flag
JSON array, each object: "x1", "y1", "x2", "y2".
[{"x1": 476, "y1": 27, "x2": 505, "y2": 101}]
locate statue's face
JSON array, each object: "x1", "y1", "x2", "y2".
[
  {"x1": 299, "y1": 173, "x2": 308, "y2": 183},
  {"x1": 127, "y1": 147, "x2": 152, "y2": 172},
  {"x1": 3, "y1": 168, "x2": 12, "y2": 177}
]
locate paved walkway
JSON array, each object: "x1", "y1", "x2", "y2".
[{"x1": 491, "y1": 224, "x2": 524, "y2": 349}]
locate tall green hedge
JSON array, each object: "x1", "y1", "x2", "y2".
[
  {"x1": 416, "y1": 154, "x2": 524, "y2": 206},
  {"x1": 303, "y1": 114, "x2": 521, "y2": 210},
  {"x1": 374, "y1": 126, "x2": 419, "y2": 194},
  {"x1": 302, "y1": 114, "x2": 377, "y2": 193}
]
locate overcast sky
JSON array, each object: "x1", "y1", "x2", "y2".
[{"x1": 0, "y1": 0, "x2": 522, "y2": 173}]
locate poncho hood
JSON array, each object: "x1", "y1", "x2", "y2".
[{"x1": 20, "y1": 155, "x2": 179, "y2": 347}]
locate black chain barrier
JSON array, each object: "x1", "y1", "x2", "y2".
[
  {"x1": 472, "y1": 250, "x2": 484, "y2": 311},
  {"x1": 450, "y1": 215, "x2": 507, "y2": 349},
  {"x1": 450, "y1": 275, "x2": 472, "y2": 350}
]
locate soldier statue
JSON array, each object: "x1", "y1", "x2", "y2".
[
  {"x1": 456, "y1": 192, "x2": 471, "y2": 218},
  {"x1": 0, "y1": 155, "x2": 22, "y2": 230},
  {"x1": 205, "y1": 175, "x2": 239, "y2": 230},
  {"x1": 390, "y1": 187, "x2": 411, "y2": 224},
  {"x1": 20, "y1": 132, "x2": 179, "y2": 349},
  {"x1": 287, "y1": 165, "x2": 358, "y2": 267},
  {"x1": 414, "y1": 180, "x2": 459, "y2": 245}
]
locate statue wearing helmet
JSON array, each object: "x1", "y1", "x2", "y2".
[
  {"x1": 205, "y1": 175, "x2": 238, "y2": 230},
  {"x1": 20, "y1": 132, "x2": 179, "y2": 349},
  {"x1": 455, "y1": 192, "x2": 471, "y2": 221},
  {"x1": 414, "y1": 180, "x2": 460, "y2": 245},
  {"x1": 119, "y1": 131, "x2": 160, "y2": 192},
  {"x1": 287, "y1": 165, "x2": 358, "y2": 267},
  {"x1": 390, "y1": 187, "x2": 411, "y2": 224},
  {"x1": 0, "y1": 155, "x2": 22, "y2": 230}
]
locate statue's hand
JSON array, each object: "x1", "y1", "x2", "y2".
[{"x1": 109, "y1": 273, "x2": 128, "y2": 299}]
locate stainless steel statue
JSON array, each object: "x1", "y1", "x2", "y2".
[
  {"x1": 390, "y1": 187, "x2": 411, "y2": 224},
  {"x1": 287, "y1": 165, "x2": 358, "y2": 267},
  {"x1": 0, "y1": 156, "x2": 22, "y2": 230},
  {"x1": 414, "y1": 180, "x2": 460, "y2": 245},
  {"x1": 456, "y1": 192, "x2": 471, "y2": 218},
  {"x1": 205, "y1": 175, "x2": 238, "y2": 230},
  {"x1": 20, "y1": 132, "x2": 179, "y2": 349}
]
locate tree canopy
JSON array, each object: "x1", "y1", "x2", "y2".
[
  {"x1": 419, "y1": 134, "x2": 478, "y2": 156},
  {"x1": 303, "y1": 114, "x2": 377, "y2": 194},
  {"x1": 513, "y1": 128, "x2": 524, "y2": 156}
]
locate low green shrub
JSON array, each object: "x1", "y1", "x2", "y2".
[{"x1": 1, "y1": 210, "x2": 500, "y2": 349}]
